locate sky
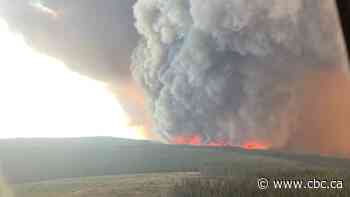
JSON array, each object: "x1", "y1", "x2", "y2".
[{"x1": 0, "y1": 19, "x2": 145, "y2": 139}]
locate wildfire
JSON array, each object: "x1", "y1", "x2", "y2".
[
  {"x1": 172, "y1": 134, "x2": 270, "y2": 150},
  {"x1": 173, "y1": 135, "x2": 202, "y2": 145},
  {"x1": 207, "y1": 139, "x2": 231, "y2": 147},
  {"x1": 241, "y1": 140, "x2": 270, "y2": 150}
]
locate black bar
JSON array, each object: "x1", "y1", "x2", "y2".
[{"x1": 336, "y1": 0, "x2": 350, "y2": 60}]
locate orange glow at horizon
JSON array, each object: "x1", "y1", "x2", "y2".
[
  {"x1": 173, "y1": 135, "x2": 202, "y2": 145},
  {"x1": 172, "y1": 134, "x2": 270, "y2": 150},
  {"x1": 241, "y1": 140, "x2": 270, "y2": 150}
]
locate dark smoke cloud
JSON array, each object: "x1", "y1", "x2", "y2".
[
  {"x1": 1, "y1": 0, "x2": 138, "y2": 83},
  {"x1": 2, "y1": 0, "x2": 350, "y2": 156},
  {"x1": 0, "y1": 0, "x2": 152, "y2": 125},
  {"x1": 132, "y1": 0, "x2": 349, "y2": 148}
]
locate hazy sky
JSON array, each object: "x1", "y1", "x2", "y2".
[{"x1": 0, "y1": 19, "x2": 145, "y2": 139}]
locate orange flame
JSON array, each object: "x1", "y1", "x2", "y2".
[
  {"x1": 173, "y1": 135, "x2": 202, "y2": 145},
  {"x1": 241, "y1": 140, "x2": 270, "y2": 150},
  {"x1": 173, "y1": 134, "x2": 270, "y2": 150}
]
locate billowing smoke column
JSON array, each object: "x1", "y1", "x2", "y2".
[
  {"x1": 132, "y1": 0, "x2": 349, "y2": 152},
  {"x1": 2, "y1": 0, "x2": 350, "y2": 156}
]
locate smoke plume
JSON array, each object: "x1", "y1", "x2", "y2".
[
  {"x1": 132, "y1": 0, "x2": 349, "y2": 154},
  {"x1": 1, "y1": 0, "x2": 138, "y2": 83},
  {"x1": 3, "y1": 0, "x2": 350, "y2": 156},
  {"x1": 0, "y1": 0, "x2": 154, "y2": 127}
]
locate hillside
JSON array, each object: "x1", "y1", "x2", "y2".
[
  {"x1": 1, "y1": 137, "x2": 350, "y2": 184},
  {"x1": 13, "y1": 173, "x2": 199, "y2": 197}
]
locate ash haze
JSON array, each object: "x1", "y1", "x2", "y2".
[
  {"x1": 2, "y1": 0, "x2": 350, "y2": 157},
  {"x1": 0, "y1": 19, "x2": 145, "y2": 140}
]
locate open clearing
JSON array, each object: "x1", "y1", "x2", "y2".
[
  {"x1": 3, "y1": 138, "x2": 350, "y2": 197},
  {"x1": 13, "y1": 172, "x2": 199, "y2": 197}
]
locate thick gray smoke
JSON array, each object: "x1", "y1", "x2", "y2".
[
  {"x1": 1, "y1": 0, "x2": 138, "y2": 83},
  {"x1": 132, "y1": 0, "x2": 349, "y2": 147},
  {"x1": 2, "y1": 0, "x2": 350, "y2": 152}
]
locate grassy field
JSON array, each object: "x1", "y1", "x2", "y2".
[
  {"x1": 10, "y1": 166, "x2": 350, "y2": 197},
  {"x1": 13, "y1": 173, "x2": 199, "y2": 197},
  {"x1": 2, "y1": 137, "x2": 350, "y2": 197},
  {"x1": 168, "y1": 165, "x2": 350, "y2": 197},
  {"x1": 2, "y1": 137, "x2": 350, "y2": 184},
  {"x1": 9, "y1": 154, "x2": 350, "y2": 197}
]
